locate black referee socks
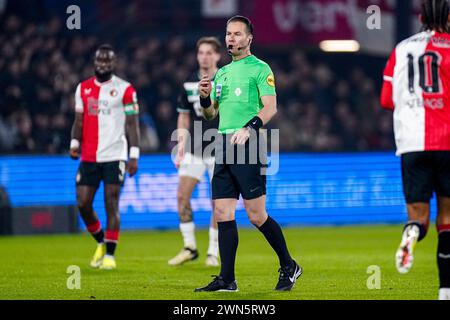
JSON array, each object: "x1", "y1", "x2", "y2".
[
  {"x1": 218, "y1": 220, "x2": 239, "y2": 283},
  {"x1": 438, "y1": 227, "x2": 450, "y2": 288},
  {"x1": 257, "y1": 216, "x2": 293, "y2": 269}
]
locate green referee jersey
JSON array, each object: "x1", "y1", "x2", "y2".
[{"x1": 212, "y1": 55, "x2": 276, "y2": 134}]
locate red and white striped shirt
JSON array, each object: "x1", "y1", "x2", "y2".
[
  {"x1": 75, "y1": 75, "x2": 139, "y2": 162},
  {"x1": 381, "y1": 30, "x2": 450, "y2": 156}
]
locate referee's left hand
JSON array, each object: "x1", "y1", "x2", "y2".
[{"x1": 230, "y1": 128, "x2": 250, "y2": 145}]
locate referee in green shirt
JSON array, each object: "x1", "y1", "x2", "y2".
[{"x1": 195, "y1": 15, "x2": 302, "y2": 292}]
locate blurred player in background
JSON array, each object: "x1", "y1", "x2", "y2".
[
  {"x1": 381, "y1": 0, "x2": 450, "y2": 300},
  {"x1": 70, "y1": 44, "x2": 140, "y2": 270},
  {"x1": 169, "y1": 37, "x2": 221, "y2": 267},
  {"x1": 194, "y1": 16, "x2": 302, "y2": 292}
]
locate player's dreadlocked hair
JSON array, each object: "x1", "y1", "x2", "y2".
[{"x1": 421, "y1": 0, "x2": 450, "y2": 32}]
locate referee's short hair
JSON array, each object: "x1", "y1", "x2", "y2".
[
  {"x1": 196, "y1": 37, "x2": 222, "y2": 53},
  {"x1": 227, "y1": 15, "x2": 254, "y2": 35}
]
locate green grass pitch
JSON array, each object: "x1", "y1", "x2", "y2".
[{"x1": 0, "y1": 224, "x2": 440, "y2": 300}]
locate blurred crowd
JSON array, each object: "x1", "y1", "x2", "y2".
[
  {"x1": 0, "y1": 15, "x2": 395, "y2": 155},
  {"x1": 268, "y1": 53, "x2": 395, "y2": 152}
]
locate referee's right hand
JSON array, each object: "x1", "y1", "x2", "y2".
[{"x1": 198, "y1": 74, "x2": 212, "y2": 98}]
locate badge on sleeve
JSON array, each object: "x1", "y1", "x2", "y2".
[
  {"x1": 216, "y1": 83, "x2": 222, "y2": 101},
  {"x1": 266, "y1": 74, "x2": 275, "y2": 87}
]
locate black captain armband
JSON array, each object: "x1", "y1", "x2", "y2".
[
  {"x1": 244, "y1": 116, "x2": 263, "y2": 131},
  {"x1": 200, "y1": 95, "x2": 212, "y2": 108}
]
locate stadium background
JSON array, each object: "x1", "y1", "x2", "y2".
[{"x1": 0, "y1": 0, "x2": 436, "y2": 232}]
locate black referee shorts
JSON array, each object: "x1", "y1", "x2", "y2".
[
  {"x1": 212, "y1": 131, "x2": 267, "y2": 200},
  {"x1": 401, "y1": 151, "x2": 450, "y2": 203}
]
